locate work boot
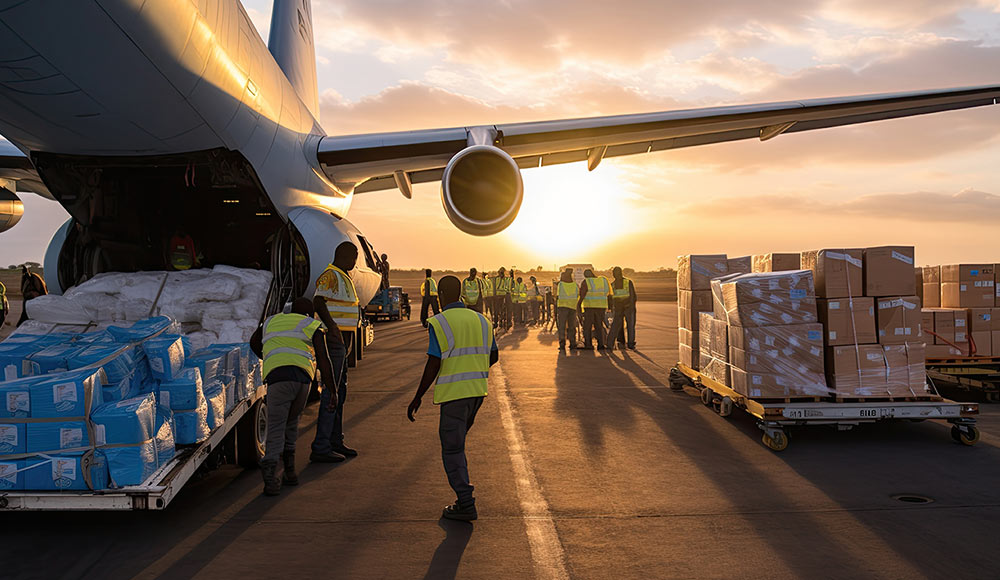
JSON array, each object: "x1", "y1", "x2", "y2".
[
  {"x1": 442, "y1": 501, "x2": 478, "y2": 521},
  {"x1": 309, "y1": 450, "x2": 346, "y2": 463},
  {"x1": 281, "y1": 452, "x2": 298, "y2": 486},
  {"x1": 333, "y1": 444, "x2": 358, "y2": 457},
  {"x1": 260, "y1": 460, "x2": 281, "y2": 496}
]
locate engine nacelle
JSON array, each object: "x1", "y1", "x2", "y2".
[
  {"x1": 441, "y1": 145, "x2": 523, "y2": 236},
  {"x1": 0, "y1": 187, "x2": 24, "y2": 233}
]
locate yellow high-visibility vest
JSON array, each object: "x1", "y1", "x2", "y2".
[
  {"x1": 428, "y1": 308, "x2": 493, "y2": 404},
  {"x1": 495, "y1": 276, "x2": 510, "y2": 296},
  {"x1": 583, "y1": 276, "x2": 610, "y2": 309},
  {"x1": 315, "y1": 264, "x2": 360, "y2": 331},
  {"x1": 613, "y1": 277, "x2": 633, "y2": 303},
  {"x1": 557, "y1": 281, "x2": 579, "y2": 308},
  {"x1": 517, "y1": 283, "x2": 528, "y2": 303},
  {"x1": 462, "y1": 278, "x2": 481, "y2": 305},
  {"x1": 262, "y1": 313, "x2": 323, "y2": 380},
  {"x1": 482, "y1": 277, "x2": 494, "y2": 297},
  {"x1": 420, "y1": 277, "x2": 438, "y2": 297}
]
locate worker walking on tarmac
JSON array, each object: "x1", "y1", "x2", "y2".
[
  {"x1": 420, "y1": 268, "x2": 440, "y2": 328},
  {"x1": 512, "y1": 276, "x2": 527, "y2": 326},
  {"x1": 528, "y1": 276, "x2": 542, "y2": 325},
  {"x1": 481, "y1": 270, "x2": 494, "y2": 320},
  {"x1": 507, "y1": 268, "x2": 517, "y2": 328},
  {"x1": 250, "y1": 297, "x2": 338, "y2": 496},
  {"x1": 577, "y1": 269, "x2": 610, "y2": 350},
  {"x1": 494, "y1": 267, "x2": 509, "y2": 330},
  {"x1": 407, "y1": 275, "x2": 498, "y2": 521},
  {"x1": 311, "y1": 241, "x2": 361, "y2": 462},
  {"x1": 462, "y1": 268, "x2": 483, "y2": 313},
  {"x1": 607, "y1": 267, "x2": 638, "y2": 350},
  {"x1": 556, "y1": 269, "x2": 580, "y2": 350}
]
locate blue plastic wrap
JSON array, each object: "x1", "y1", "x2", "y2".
[
  {"x1": 154, "y1": 406, "x2": 175, "y2": 466},
  {"x1": 218, "y1": 375, "x2": 237, "y2": 413},
  {"x1": 106, "y1": 316, "x2": 174, "y2": 343},
  {"x1": 91, "y1": 394, "x2": 155, "y2": 444},
  {"x1": 27, "y1": 343, "x2": 85, "y2": 375},
  {"x1": 204, "y1": 380, "x2": 226, "y2": 430},
  {"x1": 158, "y1": 367, "x2": 203, "y2": 411},
  {"x1": 25, "y1": 451, "x2": 109, "y2": 491},
  {"x1": 198, "y1": 345, "x2": 242, "y2": 376},
  {"x1": 185, "y1": 352, "x2": 222, "y2": 382},
  {"x1": 103, "y1": 441, "x2": 158, "y2": 486},
  {"x1": 0, "y1": 342, "x2": 42, "y2": 380},
  {"x1": 74, "y1": 331, "x2": 113, "y2": 345},
  {"x1": 142, "y1": 336, "x2": 185, "y2": 382},
  {"x1": 0, "y1": 460, "x2": 25, "y2": 490},
  {"x1": 67, "y1": 344, "x2": 136, "y2": 403},
  {"x1": 29, "y1": 368, "x2": 104, "y2": 418},
  {"x1": 173, "y1": 396, "x2": 209, "y2": 445},
  {"x1": 27, "y1": 420, "x2": 92, "y2": 453},
  {"x1": 0, "y1": 377, "x2": 34, "y2": 418},
  {"x1": 0, "y1": 423, "x2": 26, "y2": 454}
]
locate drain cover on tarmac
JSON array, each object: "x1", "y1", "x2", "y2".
[{"x1": 891, "y1": 494, "x2": 934, "y2": 504}]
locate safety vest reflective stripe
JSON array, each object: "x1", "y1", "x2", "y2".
[
  {"x1": 613, "y1": 278, "x2": 633, "y2": 302},
  {"x1": 482, "y1": 278, "x2": 494, "y2": 297},
  {"x1": 315, "y1": 265, "x2": 360, "y2": 331},
  {"x1": 494, "y1": 277, "x2": 509, "y2": 295},
  {"x1": 513, "y1": 283, "x2": 527, "y2": 303},
  {"x1": 462, "y1": 279, "x2": 480, "y2": 304},
  {"x1": 583, "y1": 277, "x2": 610, "y2": 309},
  {"x1": 428, "y1": 308, "x2": 492, "y2": 404},
  {"x1": 262, "y1": 313, "x2": 322, "y2": 379},
  {"x1": 421, "y1": 278, "x2": 438, "y2": 296},
  {"x1": 557, "y1": 281, "x2": 579, "y2": 308}
]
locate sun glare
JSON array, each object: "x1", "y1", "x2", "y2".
[{"x1": 503, "y1": 163, "x2": 638, "y2": 262}]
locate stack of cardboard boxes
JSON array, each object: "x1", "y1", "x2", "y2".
[
  {"x1": 678, "y1": 255, "x2": 750, "y2": 370},
  {"x1": 918, "y1": 264, "x2": 999, "y2": 357}
]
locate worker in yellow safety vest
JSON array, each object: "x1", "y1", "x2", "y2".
[
  {"x1": 528, "y1": 275, "x2": 543, "y2": 325},
  {"x1": 420, "y1": 268, "x2": 440, "y2": 328},
  {"x1": 513, "y1": 276, "x2": 528, "y2": 326},
  {"x1": 0, "y1": 280, "x2": 7, "y2": 328},
  {"x1": 493, "y1": 267, "x2": 509, "y2": 330},
  {"x1": 480, "y1": 270, "x2": 494, "y2": 320},
  {"x1": 556, "y1": 269, "x2": 580, "y2": 350},
  {"x1": 607, "y1": 266, "x2": 638, "y2": 351},
  {"x1": 407, "y1": 275, "x2": 498, "y2": 521},
  {"x1": 462, "y1": 268, "x2": 483, "y2": 313},
  {"x1": 311, "y1": 241, "x2": 361, "y2": 462},
  {"x1": 577, "y1": 269, "x2": 610, "y2": 350},
  {"x1": 250, "y1": 298, "x2": 338, "y2": 496}
]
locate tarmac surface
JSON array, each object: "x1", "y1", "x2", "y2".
[{"x1": 5, "y1": 302, "x2": 1000, "y2": 580}]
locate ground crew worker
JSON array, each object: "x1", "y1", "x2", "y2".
[
  {"x1": 312, "y1": 241, "x2": 361, "y2": 462},
  {"x1": 528, "y1": 276, "x2": 542, "y2": 325},
  {"x1": 420, "y1": 268, "x2": 440, "y2": 328},
  {"x1": 494, "y1": 267, "x2": 509, "y2": 330},
  {"x1": 168, "y1": 229, "x2": 199, "y2": 270},
  {"x1": 250, "y1": 298, "x2": 337, "y2": 496},
  {"x1": 607, "y1": 267, "x2": 638, "y2": 350},
  {"x1": 0, "y1": 280, "x2": 7, "y2": 328},
  {"x1": 556, "y1": 269, "x2": 579, "y2": 350},
  {"x1": 481, "y1": 270, "x2": 494, "y2": 320},
  {"x1": 577, "y1": 269, "x2": 610, "y2": 350},
  {"x1": 17, "y1": 266, "x2": 46, "y2": 327},
  {"x1": 513, "y1": 276, "x2": 528, "y2": 326},
  {"x1": 407, "y1": 276, "x2": 498, "y2": 521},
  {"x1": 462, "y1": 268, "x2": 483, "y2": 312},
  {"x1": 507, "y1": 268, "x2": 517, "y2": 328},
  {"x1": 380, "y1": 253, "x2": 391, "y2": 290}
]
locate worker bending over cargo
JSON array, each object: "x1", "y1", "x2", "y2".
[
  {"x1": 407, "y1": 275, "x2": 498, "y2": 521},
  {"x1": 607, "y1": 267, "x2": 638, "y2": 351},
  {"x1": 312, "y1": 241, "x2": 361, "y2": 462},
  {"x1": 462, "y1": 268, "x2": 483, "y2": 313},
  {"x1": 556, "y1": 269, "x2": 579, "y2": 350},
  {"x1": 420, "y1": 268, "x2": 440, "y2": 328},
  {"x1": 250, "y1": 297, "x2": 338, "y2": 496},
  {"x1": 577, "y1": 269, "x2": 610, "y2": 350}
]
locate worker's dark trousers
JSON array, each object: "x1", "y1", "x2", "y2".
[
  {"x1": 557, "y1": 307, "x2": 577, "y2": 347},
  {"x1": 312, "y1": 342, "x2": 348, "y2": 455},
  {"x1": 583, "y1": 308, "x2": 606, "y2": 348},
  {"x1": 420, "y1": 296, "x2": 440, "y2": 327},
  {"x1": 439, "y1": 396, "x2": 485, "y2": 507},
  {"x1": 467, "y1": 300, "x2": 483, "y2": 313},
  {"x1": 609, "y1": 306, "x2": 637, "y2": 349},
  {"x1": 264, "y1": 380, "x2": 310, "y2": 463}
]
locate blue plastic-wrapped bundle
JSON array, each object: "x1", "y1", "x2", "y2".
[
  {"x1": 24, "y1": 451, "x2": 109, "y2": 491},
  {"x1": 204, "y1": 380, "x2": 226, "y2": 430},
  {"x1": 158, "y1": 367, "x2": 202, "y2": 411},
  {"x1": 154, "y1": 406, "x2": 175, "y2": 467},
  {"x1": 67, "y1": 344, "x2": 137, "y2": 402},
  {"x1": 106, "y1": 316, "x2": 174, "y2": 343},
  {"x1": 26, "y1": 343, "x2": 85, "y2": 375},
  {"x1": 142, "y1": 336, "x2": 185, "y2": 382},
  {"x1": 252, "y1": 359, "x2": 263, "y2": 388},
  {"x1": 173, "y1": 395, "x2": 209, "y2": 445},
  {"x1": 218, "y1": 374, "x2": 237, "y2": 413},
  {"x1": 30, "y1": 368, "x2": 104, "y2": 418},
  {"x1": 27, "y1": 419, "x2": 91, "y2": 453},
  {"x1": 199, "y1": 345, "x2": 243, "y2": 377},
  {"x1": 0, "y1": 377, "x2": 34, "y2": 418},
  {"x1": 0, "y1": 460, "x2": 25, "y2": 490},
  {"x1": 0, "y1": 342, "x2": 42, "y2": 380},
  {"x1": 92, "y1": 393, "x2": 158, "y2": 486},
  {"x1": 74, "y1": 331, "x2": 113, "y2": 345},
  {"x1": 0, "y1": 423, "x2": 26, "y2": 454},
  {"x1": 185, "y1": 351, "x2": 223, "y2": 382}
]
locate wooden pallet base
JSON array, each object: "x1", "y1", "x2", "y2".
[
  {"x1": 831, "y1": 396, "x2": 945, "y2": 403},
  {"x1": 751, "y1": 396, "x2": 823, "y2": 403}
]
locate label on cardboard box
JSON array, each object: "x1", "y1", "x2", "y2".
[
  {"x1": 828, "y1": 330, "x2": 837, "y2": 340},
  {"x1": 956, "y1": 319, "x2": 966, "y2": 327},
  {"x1": 829, "y1": 301, "x2": 841, "y2": 310},
  {"x1": 790, "y1": 289, "x2": 806, "y2": 300},
  {"x1": 892, "y1": 251, "x2": 914, "y2": 265}
]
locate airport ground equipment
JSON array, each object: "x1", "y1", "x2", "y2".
[
  {"x1": 669, "y1": 364, "x2": 979, "y2": 452},
  {"x1": 926, "y1": 357, "x2": 1000, "y2": 403},
  {"x1": 365, "y1": 287, "x2": 406, "y2": 322}
]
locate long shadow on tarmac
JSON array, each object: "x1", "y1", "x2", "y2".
[{"x1": 422, "y1": 519, "x2": 473, "y2": 579}]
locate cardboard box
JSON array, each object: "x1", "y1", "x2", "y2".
[
  {"x1": 710, "y1": 274, "x2": 744, "y2": 321},
  {"x1": 679, "y1": 328, "x2": 696, "y2": 348},
  {"x1": 677, "y1": 255, "x2": 729, "y2": 290},
  {"x1": 801, "y1": 249, "x2": 864, "y2": 298},
  {"x1": 925, "y1": 344, "x2": 963, "y2": 358},
  {"x1": 883, "y1": 343, "x2": 930, "y2": 397},
  {"x1": 875, "y1": 296, "x2": 921, "y2": 345},
  {"x1": 969, "y1": 308, "x2": 993, "y2": 332},
  {"x1": 678, "y1": 307, "x2": 704, "y2": 332},
  {"x1": 915, "y1": 269, "x2": 923, "y2": 304},
  {"x1": 920, "y1": 310, "x2": 934, "y2": 340},
  {"x1": 941, "y1": 264, "x2": 995, "y2": 282},
  {"x1": 703, "y1": 317, "x2": 730, "y2": 386},
  {"x1": 729, "y1": 346, "x2": 823, "y2": 376},
  {"x1": 678, "y1": 290, "x2": 713, "y2": 313},
  {"x1": 699, "y1": 312, "x2": 714, "y2": 348},
  {"x1": 993, "y1": 330, "x2": 1000, "y2": 356},
  {"x1": 993, "y1": 308, "x2": 1000, "y2": 331},
  {"x1": 970, "y1": 331, "x2": 991, "y2": 357},
  {"x1": 720, "y1": 271, "x2": 818, "y2": 327},
  {"x1": 679, "y1": 344, "x2": 697, "y2": 369},
  {"x1": 923, "y1": 308, "x2": 965, "y2": 344},
  {"x1": 942, "y1": 281, "x2": 994, "y2": 308},
  {"x1": 727, "y1": 256, "x2": 751, "y2": 275},
  {"x1": 728, "y1": 323, "x2": 825, "y2": 355},
  {"x1": 817, "y1": 297, "x2": 876, "y2": 346},
  {"x1": 922, "y1": 283, "x2": 941, "y2": 308},
  {"x1": 731, "y1": 368, "x2": 827, "y2": 399},
  {"x1": 864, "y1": 246, "x2": 916, "y2": 297},
  {"x1": 825, "y1": 344, "x2": 889, "y2": 397},
  {"x1": 922, "y1": 266, "x2": 941, "y2": 283},
  {"x1": 752, "y1": 253, "x2": 801, "y2": 273}
]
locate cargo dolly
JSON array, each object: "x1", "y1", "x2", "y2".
[
  {"x1": 669, "y1": 364, "x2": 980, "y2": 452},
  {"x1": 926, "y1": 357, "x2": 1000, "y2": 403}
]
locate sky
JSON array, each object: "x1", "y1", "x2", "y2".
[{"x1": 4, "y1": 0, "x2": 1000, "y2": 270}]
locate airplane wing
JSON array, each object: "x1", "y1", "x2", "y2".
[
  {"x1": 317, "y1": 85, "x2": 1000, "y2": 194},
  {"x1": 0, "y1": 137, "x2": 53, "y2": 199}
]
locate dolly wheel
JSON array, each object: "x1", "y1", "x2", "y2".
[
  {"x1": 762, "y1": 431, "x2": 789, "y2": 452},
  {"x1": 952, "y1": 425, "x2": 980, "y2": 446},
  {"x1": 700, "y1": 387, "x2": 714, "y2": 406},
  {"x1": 719, "y1": 396, "x2": 734, "y2": 418}
]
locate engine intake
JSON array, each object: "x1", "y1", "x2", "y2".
[{"x1": 441, "y1": 145, "x2": 523, "y2": 236}]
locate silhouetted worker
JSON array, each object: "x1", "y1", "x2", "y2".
[
  {"x1": 513, "y1": 276, "x2": 527, "y2": 326},
  {"x1": 17, "y1": 266, "x2": 47, "y2": 327},
  {"x1": 0, "y1": 280, "x2": 7, "y2": 328},
  {"x1": 407, "y1": 275, "x2": 498, "y2": 521},
  {"x1": 494, "y1": 267, "x2": 509, "y2": 330},
  {"x1": 380, "y1": 253, "x2": 391, "y2": 290},
  {"x1": 168, "y1": 229, "x2": 199, "y2": 271},
  {"x1": 481, "y1": 269, "x2": 494, "y2": 320},
  {"x1": 312, "y1": 241, "x2": 361, "y2": 461},
  {"x1": 556, "y1": 269, "x2": 579, "y2": 350},
  {"x1": 528, "y1": 275, "x2": 542, "y2": 324},
  {"x1": 420, "y1": 268, "x2": 440, "y2": 328},
  {"x1": 577, "y1": 269, "x2": 610, "y2": 350},
  {"x1": 462, "y1": 268, "x2": 483, "y2": 313},
  {"x1": 250, "y1": 297, "x2": 337, "y2": 496},
  {"x1": 607, "y1": 267, "x2": 638, "y2": 350}
]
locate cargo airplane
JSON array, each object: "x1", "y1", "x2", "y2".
[{"x1": 0, "y1": 0, "x2": 997, "y2": 311}]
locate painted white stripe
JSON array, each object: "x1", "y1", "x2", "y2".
[{"x1": 492, "y1": 364, "x2": 570, "y2": 580}]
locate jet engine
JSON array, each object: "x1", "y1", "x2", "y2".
[
  {"x1": 0, "y1": 186, "x2": 23, "y2": 232},
  {"x1": 441, "y1": 145, "x2": 523, "y2": 236}
]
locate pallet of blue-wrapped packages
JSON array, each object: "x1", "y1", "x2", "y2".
[{"x1": 0, "y1": 316, "x2": 263, "y2": 504}]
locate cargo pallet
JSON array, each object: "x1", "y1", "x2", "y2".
[
  {"x1": 926, "y1": 358, "x2": 1000, "y2": 403},
  {"x1": 0, "y1": 386, "x2": 266, "y2": 511},
  {"x1": 669, "y1": 364, "x2": 979, "y2": 452}
]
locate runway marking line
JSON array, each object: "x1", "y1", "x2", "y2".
[{"x1": 492, "y1": 363, "x2": 571, "y2": 580}]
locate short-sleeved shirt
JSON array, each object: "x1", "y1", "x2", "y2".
[{"x1": 428, "y1": 301, "x2": 499, "y2": 358}]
